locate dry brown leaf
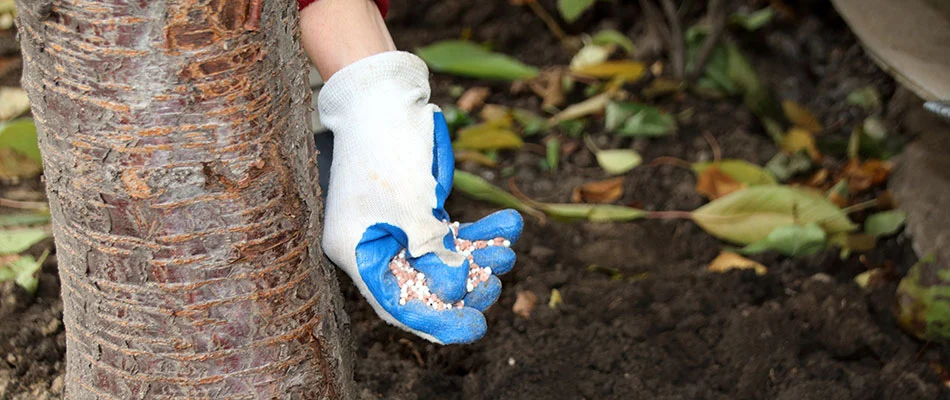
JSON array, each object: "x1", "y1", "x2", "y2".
[
  {"x1": 695, "y1": 166, "x2": 745, "y2": 200},
  {"x1": 457, "y1": 87, "x2": 492, "y2": 112},
  {"x1": 528, "y1": 68, "x2": 566, "y2": 109},
  {"x1": 0, "y1": 148, "x2": 42, "y2": 182},
  {"x1": 571, "y1": 177, "x2": 625, "y2": 204},
  {"x1": 782, "y1": 100, "x2": 823, "y2": 133},
  {"x1": 513, "y1": 290, "x2": 538, "y2": 318},
  {"x1": 843, "y1": 159, "x2": 893, "y2": 193},
  {"x1": 708, "y1": 251, "x2": 767, "y2": 276},
  {"x1": 480, "y1": 104, "x2": 511, "y2": 122},
  {"x1": 548, "y1": 92, "x2": 611, "y2": 124}
]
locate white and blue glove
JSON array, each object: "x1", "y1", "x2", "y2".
[{"x1": 318, "y1": 51, "x2": 523, "y2": 344}]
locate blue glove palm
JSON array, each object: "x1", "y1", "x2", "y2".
[{"x1": 351, "y1": 113, "x2": 522, "y2": 344}]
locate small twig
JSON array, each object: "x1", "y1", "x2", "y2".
[
  {"x1": 689, "y1": 0, "x2": 727, "y2": 81},
  {"x1": 647, "y1": 210, "x2": 694, "y2": 220},
  {"x1": 839, "y1": 199, "x2": 880, "y2": 215},
  {"x1": 659, "y1": 0, "x2": 685, "y2": 79},
  {"x1": 702, "y1": 131, "x2": 722, "y2": 162},
  {"x1": 525, "y1": 1, "x2": 571, "y2": 46},
  {"x1": 0, "y1": 198, "x2": 49, "y2": 211},
  {"x1": 639, "y1": 0, "x2": 673, "y2": 50},
  {"x1": 648, "y1": 156, "x2": 693, "y2": 170}
]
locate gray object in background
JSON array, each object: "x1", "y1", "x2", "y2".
[{"x1": 310, "y1": 66, "x2": 333, "y2": 198}]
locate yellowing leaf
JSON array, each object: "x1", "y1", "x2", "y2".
[
  {"x1": 572, "y1": 177, "x2": 625, "y2": 204},
  {"x1": 865, "y1": 210, "x2": 907, "y2": 238},
  {"x1": 781, "y1": 127, "x2": 821, "y2": 160},
  {"x1": 0, "y1": 148, "x2": 42, "y2": 181},
  {"x1": 573, "y1": 61, "x2": 647, "y2": 82},
  {"x1": 782, "y1": 100, "x2": 823, "y2": 133},
  {"x1": 691, "y1": 186, "x2": 857, "y2": 245},
  {"x1": 452, "y1": 171, "x2": 544, "y2": 220},
  {"x1": 0, "y1": 250, "x2": 48, "y2": 294},
  {"x1": 0, "y1": 119, "x2": 41, "y2": 163},
  {"x1": 0, "y1": 228, "x2": 50, "y2": 255},
  {"x1": 453, "y1": 120, "x2": 524, "y2": 151},
  {"x1": 595, "y1": 149, "x2": 642, "y2": 175},
  {"x1": 692, "y1": 160, "x2": 777, "y2": 186},
  {"x1": 548, "y1": 288, "x2": 563, "y2": 309},
  {"x1": 454, "y1": 150, "x2": 498, "y2": 167},
  {"x1": 558, "y1": 0, "x2": 597, "y2": 23},
  {"x1": 708, "y1": 251, "x2": 766, "y2": 275},
  {"x1": 541, "y1": 203, "x2": 645, "y2": 222}
]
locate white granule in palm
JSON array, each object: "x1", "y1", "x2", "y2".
[{"x1": 389, "y1": 221, "x2": 510, "y2": 310}]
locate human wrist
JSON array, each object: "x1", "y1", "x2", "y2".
[{"x1": 300, "y1": 0, "x2": 396, "y2": 80}]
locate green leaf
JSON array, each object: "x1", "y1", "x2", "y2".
[
  {"x1": 591, "y1": 29, "x2": 636, "y2": 54},
  {"x1": 0, "y1": 119, "x2": 41, "y2": 163},
  {"x1": 728, "y1": 7, "x2": 775, "y2": 31},
  {"x1": 453, "y1": 171, "x2": 543, "y2": 219},
  {"x1": 541, "y1": 203, "x2": 645, "y2": 222},
  {"x1": 416, "y1": 40, "x2": 539, "y2": 81},
  {"x1": 442, "y1": 105, "x2": 474, "y2": 132},
  {"x1": 453, "y1": 121, "x2": 524, "y2": 151},
  {"x1": 692, "y1": 186, "x2": 857, "y2": 245},
  {"x1": 570, "y1": 43, "x2": 612, "y2": 71},
  {"x1": 596, "y1": 149, "x2": 642, "y2": 175},
  {"x1": 0, "y1": 212, "x2": 51, "y2": 228},
  {"x1": 692, "y1": 160, "x2": 777, "y2": 185},
  {"x1": 513, "y1": 108, "x2": 546, "y2": 136},
  {"x1": 896, "y1": 254, "x2": 950, "y2": 340},
  {"x1": 765, "y1": 151, "x2": 813, "y2": 182},
  {"x1": 739, "y1": 223, "x2": 827, "y2": 257},
  {"x1": 846, "y1": 86, "x2": 881, "y2": 110},
  {"x1": 558, "y1": 0, "x2": 597, "y2": 23},
  {"x1": 605, "y1": 101, "x2": 676, "y2": 137},
  {"x1": 0, "y1": 251, "x2": 48, "y2": 294},
  {"x1": 0, "y1": 228, "x2": 50, "y2": 255},
  {"x1": 865, "y1": 210, "x2": 907, "y2": 237}
]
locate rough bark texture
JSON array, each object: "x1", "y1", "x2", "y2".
[{"x1": 15, "y1": 0, "x2": 356, "y2": 398}]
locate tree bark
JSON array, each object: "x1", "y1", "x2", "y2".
[{"x1": 15, "y1": 0, "x2": 356, "y2": 398}]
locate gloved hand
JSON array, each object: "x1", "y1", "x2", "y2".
[{"x1": 318, "y1": 51, "x2": 523, "y2": 344}]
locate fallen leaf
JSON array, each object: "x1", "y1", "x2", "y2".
[
  {"x1": 453, "y1": 120, "x2": 524, "y2": 151},
  {"x1": 513, "y1": 290, "x2": 538, "y2": 318},
  {"x1": 456, "y1": 87, "x2": 492, "y2": 112},
  {"x1": 739, "y1": 223, "x2": 827, "y2": 257},
  {"x1": 573, "y1": 61, "x2": 647, "y2": 83},
  {"x1": 781, "y1": 127, "x2": 822, "y2": 160},
  {"x1": 587, "y1": 264, "x2": 624, "y2": 280},
  {"x1": 549, "y1": 92, "x2": 611, "y2": 124},
  {"x1": 591, "y1": 29, "x2": 635, "y2": 54},
  {"x1": 595, "y1": 149, "x2": 642, "y2": 175},
  {"x1": 695, "y1": 166, "x2": 745, "y2": 200},
  {"x1": 846, "y1": 86, "x2": 881, "y2": 110},
  {"x1": 442, "y1": 105, "x2": 474, "y2": 132},
  {"x1": 545, "y1": 137, "x2": 560, "y2": 171},
  {"x1": 708, "y1": 251, "x2": 767, "y2": 275},
  {"x1": 691, "y1": 186, "x2": 857, "y2": 245},
  {"x1": 558, "y1": 0, "x2": 598, "y2": 23},
  {"x1": 0, "y1": 228, "x2": 50, "y2": 255},
  {"x1": 642, "y1": 78, "x2": 685, "y2": 98},
  {"x1": 0, "y1": 148, "x2": 42, "y2": 181},
  {"x1": 854, "y1": 268, "x2": 886, "y2": 290},
  {"x1": 692, "y1": 160, "x2": 777, "y2": 186},
  {"x1": 895, "y1": 254, "x2": 950, "y2": 340},
  {"x1": 605, "y1": 101, "x2": 676, "y2": 137},
  {"x1": 454, "y1": 150, "x2": 498, "y2": 167},
  {"x1": 453, "y1": 171, "x2": 543, "y2": 219},
  {"x1": 782, "y1": 100, "x2": 823, "y2": 133},
  {"x1": 479, "y1": 104, "x2": 511, "y2": 122},
  {"x1": 570, "y1": 43, "x2": 613, "y2": 71},
  {"x1": 765, "y1": 151, "x2": 813, "y2": 182},
  {"x1": 0, "y1": 212, "x2": 50, "y2": 228},
  {"x1": 0, "y1": 250, "x2": 48, "y2": 294},
  {"x1": 512, "y1": 108, "x2": 547, "y2": 136},
  {"x1": 416, "y1": 40, "x2": 539, "y2": 81},
  {"x1": 842, "y1": 159, "x2": 892, "y2": 193},
  {"x1": 0, "y1": 87, "x2": 30, "y2": 121},
  {"x1": 572, "y1": 177, "x2": 624, "y2": 203},
  {"x1": 548, "y1": 288, "x2": 562, "y2": 309},
  {"x1": 865, "y1": 210, "x2": 907, "y2": 238},
  {"x1": 728, "y1": 7, "x2": 775, "y2": 31}
]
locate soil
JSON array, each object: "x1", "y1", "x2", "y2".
[{"x1": 2, "y1": 1, "x2": 949, "y2": 399}]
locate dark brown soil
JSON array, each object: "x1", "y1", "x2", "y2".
[{"x1": 2, "y1": 1, "x2": 949, "y2": 399}]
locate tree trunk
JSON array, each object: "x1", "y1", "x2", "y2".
[{"x1": 15, "y1": 0, "x2": 356, "y2": 398}]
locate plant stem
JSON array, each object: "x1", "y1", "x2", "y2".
[{"x1": 647, "y1": 210, "x2": 694, "y2": 220}]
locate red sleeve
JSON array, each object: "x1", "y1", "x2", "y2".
[{"x1": 299, "y1": 0, "x2": 389, "y2": 18}]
